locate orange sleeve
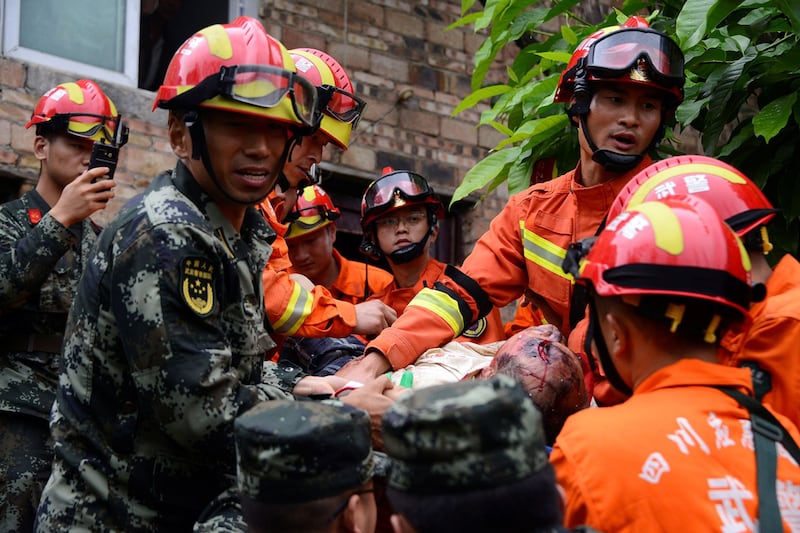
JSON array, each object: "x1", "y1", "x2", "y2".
[
  {"x1": 503, "y1": 299, "x2": 545, "y2": 338},
  {"x1": 367, "y1": 200, "x2": 529, "y2": 369},
  {"x1": 262, "y1": 264, "x2": 357, "y2": 339}
]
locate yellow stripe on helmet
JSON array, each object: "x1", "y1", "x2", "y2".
[{"x1": 199, "y1": 24, "x2": 234, "y2": 60}]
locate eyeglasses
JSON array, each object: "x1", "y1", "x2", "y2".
[
  {"x1": 166, "y1": 65, "x2": 319, "y2": 128},
  {"x1": 316, "y1": 84, "x2": 366, "y2": 129},
  {"x1": 363, "y1": 172, "x2": 433, "y2": 213},
  {"x1": 585, "y1": 28, "x2": 684, "y2": 89},
  {"x1": 328, "y1": 488, "x2": 375, "y2": 522},
  {"x1": 375, "y1": 210, "x2": 428, "y2": 230}
]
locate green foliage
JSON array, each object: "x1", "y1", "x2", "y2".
[{"x1": 452, "y1": 0, "x2": 800, "y2": 258}]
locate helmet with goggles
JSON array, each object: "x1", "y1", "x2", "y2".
[
  {"x1": 153, "y1": 16, "x2": 317, "y2": 129},
  {"x1": 360, "y1": 169, "x2": 445, "y2": 230},
  {"x1": 290, "y1": 48, "x2": 365, "y2": 149},
  {"x1": 284, "y1": 184, "x2": 341, "y2": 240},
  {"x1": 555, "y1": 16, "x2": 684, "y2": 106},
  {"x1": 26, "y1": 79, "x2": 124, "y2": 143},
  {"x1": 359, "y1": 168, "x2": 445, "y2": 264},
  {"x1": 555, "y1": 17, "x2": 685, "y2": 173},
  {"x1": 606, "y1": 155, "x2": 778, "y2": 252}
]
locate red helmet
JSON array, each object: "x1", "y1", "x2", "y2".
[
  {"x1": 577, "y1": 195, "x2": 753, "y2": 319},
  {"x1": 153, "y1": 16, "x2": 316, "y2": 128},
  {"x1": 554, "y1": 16, "x2": 684, "y2": 106},
  {"x1": 360, "y1": 169, "x2": 445, "y2": 230},
  {"x1": 284, "y1": 184, "x2": 341, "y2": 240},
  {"x1": 26, "y1": 79, "x2": 120, "y2": 143},
  {"x1": 290, "y1": 48, "x2": 365, "y2": 150},
  {"x1": 607, "y1": 155, "x2": 778, "y2": 237}
]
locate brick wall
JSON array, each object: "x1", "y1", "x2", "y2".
[
  {"x1": 0, "y1": 0, "x2": 512, "y2": 251},
  {"x1": 262, "y1": 0, "x2": 511, "y2": 253}
]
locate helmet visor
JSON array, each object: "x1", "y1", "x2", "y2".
[
  {"x1": 363, "y1": 171, "x2": 432, "y2": 214},
  {"x1": 219, "y1": 65, "x2": 319, "y2": 127},
  {"x1": 48, "y1": 113, "x2": 118, "y2": 142},
  {"x1": 317, "y1": 84, "x2": 366, "y2": 129},
  {"x1": 586, "y1": 29, "x2": 684, "y2": 89}
]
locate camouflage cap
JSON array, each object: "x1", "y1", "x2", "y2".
[
  {"x1": 381, "y1": 374, "x2": 549, "y2": 492},
  {"x1": 235, "y1": 399, "x2": 375, "y2": 503}
]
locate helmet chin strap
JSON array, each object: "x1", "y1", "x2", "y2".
[
  {"x1": 388, "y1": 229, "x2": 432, "y2": 264},
  {"x1": 186, "y1": 112, "x2": 293, "y2": 206},
  {"x1": 587, "y1": 297, "x2": 633, "y2": 397},
  {"x1": 577, "y1": 112, "x2": 644, "y2": 174}
]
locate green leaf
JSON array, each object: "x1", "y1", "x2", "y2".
[
  {"x1": 676, "y1": 0, "x2": 716, "y2": 48},
  {"x1": 561, "y1": 24, "x2": 577, "y2": 46},
  {"x1": 753, "y1": 93, "x2": 797, "y2": 143},
  {"x1": 495, "y1": 115, "x2": 568, "y2": 149},
  {"x1": 450, "y1": 148, "x2": 518, "y2": 204},
  {"x1": 452, "y1": 84, "x2": 511, "y2": 116},
  {"x1": 536, "y1": 51, "x2": 573, "y2": 63},
  {"x1": 446, "y1": 11, "x2": 482, "y2": 31},
  {"x1": 774, "y1": 0, "x2": 800, "y2": 33}
]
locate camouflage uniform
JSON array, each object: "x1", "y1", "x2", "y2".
[
  {"x1": 194, "y1": 399, "x2": 380, "y2": 532},
  {"x1": 35, "y1": 162, "x2": 303, "y2": 532},
  {"x1": 0, "y1": 188, "x2": 99, "y2": 531},
  {"x1": 382, "y1": 374, "x2": 550, "y2": 493},
  {"x1": 380, "y1": 375, "x2": 594, "y2": 533}
]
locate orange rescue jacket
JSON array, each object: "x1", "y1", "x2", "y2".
[
  {"x1": 366, "y1": 159, "x2": 652, "y2": 369},
  {"x1": 551, "y1": 359, "x2": 800, "y2": 532},
  {"x1": 721, "y1": 254, "x2": 800, "y2": 429}
]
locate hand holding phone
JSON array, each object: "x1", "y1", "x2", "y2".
[
  {"x1": 89, "y1": 140, "x2": 119, "y2": 182},
  {"x1": 89, "y1": 113, "x2": 128, "y2": 183}
]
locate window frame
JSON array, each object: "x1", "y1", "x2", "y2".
[{"x1": 2, "y1": 0, "x2": 142, "y2": 87}]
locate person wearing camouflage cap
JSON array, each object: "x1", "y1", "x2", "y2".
[
  {"x1": 195, "y1": 399, "x2": 381, "y2": 533},
  {"x1": 381, "y1": 374, "x2": 566, "y2": 533}
]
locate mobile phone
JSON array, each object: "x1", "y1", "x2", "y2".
[{"x1": 89, "y1": 140, "x2": 119, "y2": 181}]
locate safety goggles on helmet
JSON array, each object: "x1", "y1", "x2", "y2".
[
  {"x1": 44, "y1": 113, "x2": 120, "y2": 143},
  {"x1": 165, "y1": 65, "x2": 319, "y2": 128},
  {"x1": 363, "y1": 171, "x2": 433, "y2": 213},
  {"x1": 316, "y1": 84, "x2": 366, "y2": 128},
  {"x1": 584, "y1": 28, "x2": 684, "y2": 90},
  {"x1": 284, "y1": 203, "x2": 340, "y2": 225}
]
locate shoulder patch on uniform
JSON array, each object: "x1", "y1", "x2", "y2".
[
  {"x1": 462, "y1": 316, "x2": 487, "y2": 338},
  {"x1": 180, "y1": 257, "x2": 216, "y2": 317}
]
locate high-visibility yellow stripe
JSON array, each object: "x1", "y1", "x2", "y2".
[
  {"x1": 406, "y1": 287, "x2": 464, "y2": 336},
  {"x1": 272, "y1": 282, "x2": 313, "y2": 335},
  {"x1": 520, "y1": 221, "x2": 574, "y2": 280}
]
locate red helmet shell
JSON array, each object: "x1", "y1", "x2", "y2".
[
  {"x1": 153, "y1": 16, "x2": 304, "y2": 127},
  {"x1": 360, "y1": 169, "x2": 445, "y2": 230},
  {"x1": 26, "y1": 79, "x2": 119, "y2": 142},
  {"x1": 580, "y1": 195, "x2": 753, "y2": 317},
  {"x1": 554, "y1": 16, "x2": 684, "y2": 106},
  {"x1": 607, "y1": 155, "x2": 777, "y2": 236},
  {"x1": 291, "y1": 48, "x2": 361, "y2": 149},
  {"x1": 284, "y1": 184, "x2": 341, "y2": 240}
]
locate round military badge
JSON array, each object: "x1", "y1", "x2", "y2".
[
  {"x1": 462, "y1": 316, "x2": 488, "y2": 338},
  {"x1": 181, "y1": 257, "x2": 216, "y2": 316}
]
